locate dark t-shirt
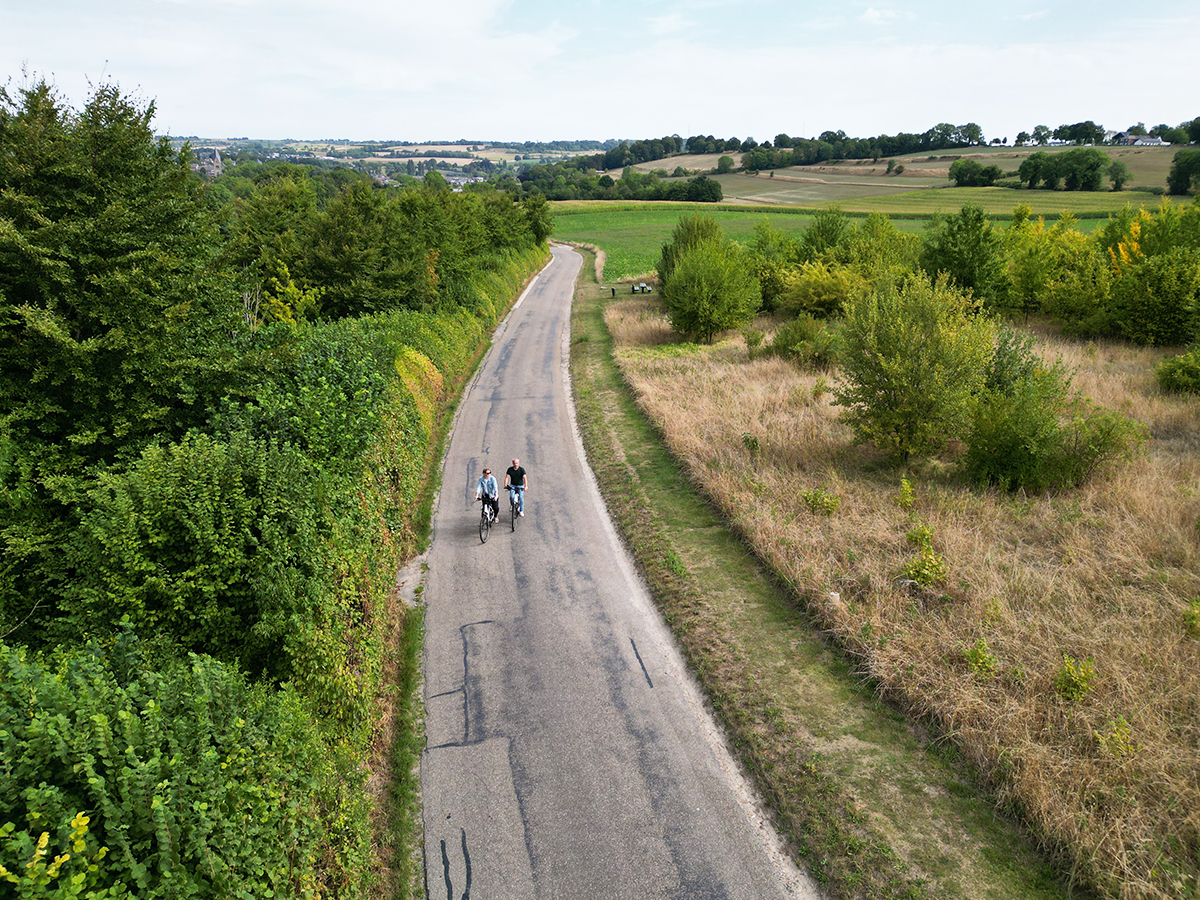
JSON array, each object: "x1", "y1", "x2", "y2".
[{"x1": 506, "y1": 465, "x2": 527, "y2": 488}]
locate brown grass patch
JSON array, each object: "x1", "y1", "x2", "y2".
[{"x1": 606, "y1": 300, "x2": 1200, "y2": 900}]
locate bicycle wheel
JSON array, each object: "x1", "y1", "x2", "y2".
[
  {"x1": 480, "y1": 509, "x2": 490, "y2": 543},
  {"x1": 511, "y1": 496, "x2": 517, "y2": 532}
]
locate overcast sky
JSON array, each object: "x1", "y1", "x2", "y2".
[{"x1": 4, "y1": 1, "x2": 1198, "y2": 144}]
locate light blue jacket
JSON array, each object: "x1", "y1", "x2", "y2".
[{"x1": 476, "y1": 474, "x2": 498, "y2": 499}]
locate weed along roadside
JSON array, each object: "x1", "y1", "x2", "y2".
[{"x1": 568, "y1": 248, "x2": 1080, "y2": 900}]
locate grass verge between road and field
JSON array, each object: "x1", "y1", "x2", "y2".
[{"x1": 567, "y1": 248, "x2": 1079, "y2": 900}]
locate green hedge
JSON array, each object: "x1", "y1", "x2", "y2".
[
  {"x1": 0, "y1": 639, "x2": 366, "y2": 899},
  {"x1": 2, "y1": 243, "x2": 548, "y2": 899}
]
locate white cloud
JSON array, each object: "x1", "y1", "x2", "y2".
[
  {"x1": 859, "y1": 7, "x2": 896, "y2": 26},
  {"x1": 645, "y1": 14, "x2": 692, "y2": 36}
]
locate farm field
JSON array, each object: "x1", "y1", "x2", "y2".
[
  {"x1": 833, "y1": 185, "x2": 1165, "y2": 218},
  {"x1": 552, "y1": 204, "x2": 830, "y2": 279},
  {"x1": 714, "y1": 171, "x2": 944, "y2": 205},
  {"x1": 628, "y1": 145, "x2": 1179, "y2": 212},
  {"x1": 549, "y1": 197, "x2": 1118, "y2": 282}
]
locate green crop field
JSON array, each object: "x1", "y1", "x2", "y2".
[
  {"x1": 552, "y1": 204, "x2": 816, "y2": 280},
  {"x1": 551, "y1": 203, "x2": 940, "y2": 280},
  {"x1": 715, "y1": 171, "x2": 944, "y2": 205}
]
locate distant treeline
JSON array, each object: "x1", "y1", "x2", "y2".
[{"x1": 518, "y1": 161, "x2": 722, "y2": 202}]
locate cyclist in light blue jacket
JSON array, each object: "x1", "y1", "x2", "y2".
[{"x1": 475, "y1": 468, "x2": 499, "y2": 522}]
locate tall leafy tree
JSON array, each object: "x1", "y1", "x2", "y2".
[
  {"x1": 919, "y1": 204, "x2": 1007, "y2": 306},
  {"x1": 0, "y1": 79, "x2": 240, "y2": 474},
  {"x1": 1167, "y1": 149, "x2": 1200, "y2": 195},
  {"x1": 657, "y1": 214, "x2": 724, "y2": 289}
]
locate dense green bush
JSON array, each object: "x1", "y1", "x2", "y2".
[
  {"x1": 1110, "y1": 247, "x2": 1200, "y2": 346},
  {"x1": 835, "y1": 273, "x2": 995, "y2": 459},
  {"x1": 663, "y1": 235, "x2": 762, "y2": 344},
  {"x1": 657, "y1": 214, "x2": 724, "y2": 291},
  {"x1": 964, "y1": 337, "x2": 1145, "y2": 491},
  {"x1": 0, "y1": 639, "x2": 366, "y2": 899},
  {"x1": 771, "y1": 314, "x2": 841, "y2": 369},
  {"x1": 1157, "y1": 345, "x2": 1200, "y2": 393},
  {"x1": 919, "y1": 204, "x2": 1008, "y2": 308},
  {"x1": 71, "y1": 435, "x2": 330, "y2": 670},
  {"x1": 776, "y1": 261, "x2": 867, "y2": 319}
]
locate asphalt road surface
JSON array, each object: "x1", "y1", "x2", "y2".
[{"x1": 421, "y1": 245, "x2": 815, "y2": 899}]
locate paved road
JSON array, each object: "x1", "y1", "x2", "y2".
[{"x1": 421, "y1": 245, "x2": 814, "y2": 899}]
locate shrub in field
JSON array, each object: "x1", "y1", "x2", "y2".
[
  {"x1": 919, "y1": 204, "x2": 1008, "y2": 308},
  {"x1": 1109, "y1": 247, "x2": 1200, "y2": 346},
  {"x1": 1094, "y1": 716, "x2": 1137, "y2": 757},
  {"x1": 963, "y1": 638, "x2": 998, "y2": 680},
  {"x1": 964, "y1": 327, "x2": 1145, "y2": 492},
  {"x1": 827, "y1": 212, "x2": 921, "y2": 283},
  {"x1": 1053, "y1": 653, "x2": 1096, "y2": 702},
  {"x1": 770, "y1": 314, "x2": 841, "y2": 369},
  {"x1": 797, "y1": 206, "x2": 851, "y2": 262},
  {"x1": 0, "y1": 639, "x2": 365, "y2": 899},
  {"x1": 662, "y1": 237, "x2": 762, "y2": 344},
  {"x1": 1002, "y1": 213, "x2": 1099, "y2": 322},
  {"x1": 834, "y1": 273, "x2": 995, "y2": 459},
  {"x1": 1184, "y1": 597, "x2": 1200, "y2": 638},
  {"x1": 1040, "y1": 244, "x2": 1113, "y2": 336},
  {"x1": 745, "y1": 225, "x2": 797, "y2": 311},
  {"x1": 776, "y1": 260, "x2": 867, "y2": 319},
  {"x1": 657, "y1": 214, "x2": 724, "y2": 290},
  {"x1": 900, "y1": 546, "x2": 946, "y2": 587},
  {"x1": 1156, "y1": 345, "x2": 1200, "y2": 393},
  {"x1": 801, "y1": 488, "x2": 840, "y2": 516},
  {"x1": 965, "y1": 384, "x2": 1144, "y2": 493},
  {"x1": 901, "y1": 524, "x2": 945, "y2": 586}
]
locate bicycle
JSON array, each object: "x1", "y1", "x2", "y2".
[
  {"x1": 507, "y1": 485, "x2": 525, "y2": 532},
  {"x1": 479, "y1": 496, "x2": 496, "y2": 543}
]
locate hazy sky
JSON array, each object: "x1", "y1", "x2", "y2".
[{"x1": 4, "y1": 0, "x2": 1198, "y2": 143}]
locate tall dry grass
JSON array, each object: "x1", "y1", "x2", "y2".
[{"x1": 607, "y1": 301, "x2": 1200, "y2": 900}]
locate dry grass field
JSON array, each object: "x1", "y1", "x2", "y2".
[{"x1": 604, "y1": 300, "x2": 1200, "y2": 900}]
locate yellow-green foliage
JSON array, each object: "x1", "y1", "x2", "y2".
[
  {"x1": 964, "y1": 638, "x2": 999, "y2": 681},
  {"x1": 395, "y1": 346, "x2": 444, "y2": 438},
  {"x1": 777, "y1": 260, "x2": 868, "y2": 319},
  {"x1": 1053, "y1": 654, "x2": 1096, "y2": 702}
]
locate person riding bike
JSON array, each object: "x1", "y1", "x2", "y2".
[
  {"x1": 475, "y1": 468, "x2": 499, "y2": 522},
  {"x1": 504, "y1": 458, "x2": 529, "y2": 517}
]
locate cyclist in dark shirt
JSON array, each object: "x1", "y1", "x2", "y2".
[{"x1": 504, "y1": 458, "x2": 529, "y2": 517}]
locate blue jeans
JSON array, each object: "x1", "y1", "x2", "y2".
[{"x1": 508, "y1": 485, "x2": 525, "y2": 514}]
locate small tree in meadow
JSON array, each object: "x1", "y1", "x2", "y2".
[
  {"x1": 663, "y1": 238, "x2": 762, "y2": 344},
  {"x1": 658, "y1": 213, "x2": 724, "y2": 290},
  {"x1": 834, "y1": 273, "x2": 995, "y2": 459}
]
